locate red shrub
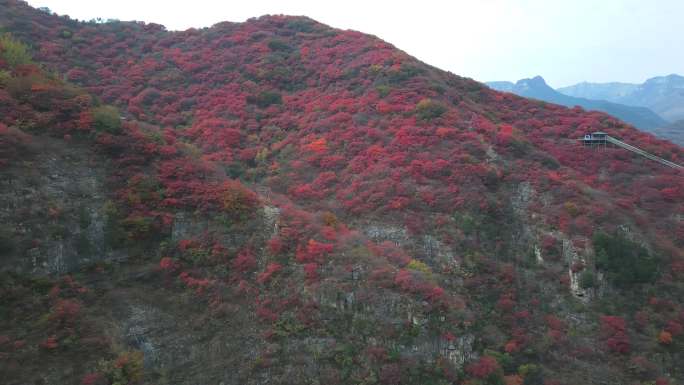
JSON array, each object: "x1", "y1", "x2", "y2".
[
  {"x1": 505, "y1": 340, "x2": 520, "y2": 353},
  {"x1": 296, "y1": 239, "x2": 333, "y2": 263},
  {"x1": 600, "y1": 315, "x2": 630, "y2": 354},
  {"x1": 497, "y1": 296, "x2": 516, "y2": 312},
  {"x1": 178, "y1": 239, "x2": 197, "y2": 251},
  {"x1": 232, "y1": 249, "x2": 257, "y2": 273},
  {"x1": 49, "y1": 299, "x2": 81, "y2": 327},
  {"x1": 368, "y1": 241, "x2": 410, "y2": 266},
  {"x1": 304, "y1": 138, "x2": 328, "y2": 153},
  {"x1": 425, "y1": 286, "x2": 445, "y2": 303},
  {"x1": 256, "y1": 299, "x2": 278, "y2": 322},
  {"x1": 40, "y1": 336, "x2": 59, "y2": 350},
  {"x1": 257, "y1": 263, "x2": 283, "y2": 284},
  {"x1": 466, "y1": 355, "x2": 500, "y2": 379},
  {"x1": 394, "y1": 269, "x2": 414, "y2": 291},
  {"x1": 178, "y1": 272, "x2": 212, "y2": 294},
  {"x1": 304, "y1": 263, "x2": 319, "y2": 281},
  {"x1": 81, "y1": 373, "x2": 105, "y2": 385},
  {"x1": 658, "y1": 331, "x2": 673, "y2": 345},
  {"x1": 601, "y1": 315, "x2": 626, "y2": 335},
  {"x1": 605, "y1": 332, "x2": 630, "y2": 354},
  {"x1": 159, "y1": 257, "x2": 178, "y2": 271},
  {"x1": 665, "y1": 320, "x2": 683, "y2": 336},
  {"x1": 267, "y1": 236, "x2": 284, "y2": 254}
]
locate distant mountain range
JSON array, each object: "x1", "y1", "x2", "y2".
[
  {"x1": 558, "y1": 74, "x2": 684, "y2": 123},
  {"x1": 486, "y1": 75, "x2": 684, "y2": 145},
  {"x1": 486, "y1": 76, "x2": 667, "y2": 130},
  {"x1": 650, "y1": 120, "x2": 684, "y2": 146}
]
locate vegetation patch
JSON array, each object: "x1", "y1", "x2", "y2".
[{"x1": 593, "y1": 231, "x2": 660, "y2": 287}]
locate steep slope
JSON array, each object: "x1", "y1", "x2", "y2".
[
  {"x1": 487, "y1": 76, "x2": 668, "y2": 130},
  {"x1": 1, "y1": 29, "x2": 460, "y2": 385},
  {"x1": 559, "y1": 74, "x2": 684, "y2": 122},
  {"x1": 1, "y1": 2, "x2": 684, "y2": 385}
]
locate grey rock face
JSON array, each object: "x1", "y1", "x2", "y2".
[
  {"x1": 364, "y1": 224, "x2": 409, "y2": 246},
  {"x1": 0, "y1": 138, "x2": 110, "y2": 275}
]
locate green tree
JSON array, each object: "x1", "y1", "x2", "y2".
[
  {"x1": 0, "y1": 33, "x2": 32, "y2": 68},
  {"x1": 91, "y1": 105, "x2": 122, "y2": 134},
  {"x1": 247, "y1": 91, "x2": 282, "y2": 108},
  {"x1": 267, "y1": 39, "x2": 291, "y2": 51},
  {"x1": 593, "y1": 232, "x2": 659, "y2": 287},
  {"x1": 579, "y1": 269, "x2": 596, "y2": 289},
  {"x1": 415, "y1": 98, "x2": 447, "y2": 120},
  {"x1": 519, "y1": 364, "x2": 544, "y2": 385}
]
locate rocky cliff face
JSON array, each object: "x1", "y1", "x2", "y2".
[{"x1": 0, "y1": 136, "x2": 110, "y2": 275}]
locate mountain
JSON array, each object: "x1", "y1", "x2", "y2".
[
  {"x1": 1, "y1": 1, "x2": 683, "y2": 385},
  {"x1": 651, "y1": 120, "x2": 684, "y2": 146},
  {"x1": 484, "y1": 81, "x2": 514, "y2": 92},
  {"x1": 556, "y1": 81, "x2": 639, "y2": 102},
  {"x1": 559, "y1": 74, "x2": 684, "y2": 122},
  {"x1": 487, "y1": 76, "x2": 668, "y2": 130}
]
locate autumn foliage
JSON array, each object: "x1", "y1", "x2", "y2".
[
  {"x1": 0, "y1": 2, "x2": 682, "y2": 384},
  {"x1": 600, "y1": 315, "x2": 631, "y2": 354}
]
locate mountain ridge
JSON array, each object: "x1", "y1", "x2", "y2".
[
  {"x1": 559, "y1": 74, "x2": 684, "y2": 122},
  {"x1": 486, "y1": 76, "x2": 668, "y2": 130}
]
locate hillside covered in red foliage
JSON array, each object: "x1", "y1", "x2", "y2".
[{"x1": 0, "y1": 1, "x2": 682, "y2": 384}]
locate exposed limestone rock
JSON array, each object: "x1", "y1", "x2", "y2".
[
  {"x1": 171, "y1": 211, "x2": 208, "y2": 241},
  {"x1": 534, "y1": 244, "x2": 544, "y2": 264},
  {"x1": 511, "y1": 182, "x2": 534, "y2": 213},
  {"x1": 364, "y1": 224, "x2": 409, "y2": 246},
  {"x1": 125, "y1": 305, "x2": 162, "y2": 367},
  {"x1": 563, "y1": 239, "x2": 590, "y2": 301},
  {"x1": 262, "y1": 205, "x2": 281, "y2": 236},
  {"x1": 0, "y1": 138, "x2": 109, "y2": 275},
  {"x1": 364, "y1": 224, "x2": 459, "y2": 269},
  {"x1": 421, "y1": 234, "x2": 456, "y2": 266},
  {"x1": 441, "y1": 334, "x2": 476, "y2": 369},
  {"x1": 485, "y1": 146, "x2": 500, "y2": 162}
]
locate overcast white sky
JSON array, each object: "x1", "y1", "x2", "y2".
[{"x1": 26, "y1": 0, "x2": 684, "y2": 88}]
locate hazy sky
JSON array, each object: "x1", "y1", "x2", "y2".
[{"x1": 27, "y1": 0, "x2": 684, "y2": 88}]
